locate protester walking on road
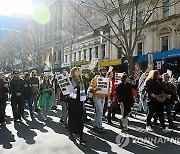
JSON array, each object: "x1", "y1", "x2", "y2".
[
  {"x1": 116, "y1": 74, "x2": 136, "y2": 131},
  {"x1": 51, "y1": 74, "x2": 60, "y2": 110},
  {"x1": 59, "y1": 69, "x2": 68, "y2": 128},
  {"x1": 0, "y1": 72, "x2": 8, "y2": 126},
  {"x1": 145, "y1": 70, "x2": 173, "y2": 133},
  {"x1": 68, "y1": 67, "x2": 87, "y2": 144},
  {"x1": 9, "y1": 70, "x2": 24, "y2": 122},
  {"x1": 30, "y1": 70, "x2": 40, "y2": 112},
  {"x1": 22, "y1": 73, "x2": 34, "y2": 120},
  {"x1": 89, "y1": 67, "x2": 109, "y2": 133},
  {"x1": 107, "y1": 71, "x2": 116, "y2": 125},
  {"x1": 38, "y1": 74, "x2": 53, "y2": 121}
]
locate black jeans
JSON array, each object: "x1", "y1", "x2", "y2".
[
  {"x1": 0, "y1": 100, "x2": 6, "y2": 122},
  {"x1": 147, "y1": 100, "x2": 165, "y2": 129},
  {"x1": 103, "y1": 97, "x2": 108, "y2": 117},
  {"x1": 11, "y1": 95, "x2": 23, "y2": 120}
]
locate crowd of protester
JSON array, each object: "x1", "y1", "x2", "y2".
[{"x1": 0, "y1": 65, "x2": 179, "y2": 144}]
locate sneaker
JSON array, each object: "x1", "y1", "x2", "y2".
[
  {"x1": 172, "y1": 115, "x2": 177, "y2": 121},
  {"x1": 93, "y1": 126, "x2": 98, "y2": 131},
  {"x1": 98, "y1": 127, "x2": 105, "y2": 133},
  {"x1": 63, "y1": 123, "x2": 68, "y2": 128},
  {"x1": 51, "y1": 106, "x2": 57, "y2": 110},
  {"x1": 43, "y1": 118, "x2": 47, "y2": 121},
  {"x1": 122, "y1": 126, "x2": 129, "y2": 131},
  {"x1": 59, "y1": 119, "x2": 64, "y2": 124},
  {"x1": 80, "y1": 139, "x2": 87, "y2": 144},
  {"x1": 146, "y1": 126, "x2": 153, "y2": 132},
  {"x1": 69, "y1": 135, "x2": 76, "y2": 141},
  {"x1": 163, "y1": 127, "x2": 173, "y2": 133},
  {"x1": 108, "y1": 121, "x2": 113, "y2": 125},
  {"x1": 0, "y1": 122, "x2": 6, "y2": 126}
]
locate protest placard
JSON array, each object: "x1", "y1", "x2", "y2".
[
  {"x1": 58, "y1": 74, "x2": 74, "y2": 95},
  {"x1": 97, "y1": 77, "x2": 109, "y2": 94},
  {"x1": 89, "y1": 58, "x2": 98, "y2": 69},
  {"x1": 115, "y1": 73, "x2": 123, "y2": 85},
  {"x1": 108, "y1": 66, "x2": 113, "y2": 72},
  {"x1": 167, "y1": 69, "x2": 172, "y2": 77}
]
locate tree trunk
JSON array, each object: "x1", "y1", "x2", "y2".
[{"x1": 127, "y1": 55, "x2": 134, "y2": 75}]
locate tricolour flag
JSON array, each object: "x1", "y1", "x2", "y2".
[{"x1": 44, "y1": 54, "x2": 51, "y2": 68}]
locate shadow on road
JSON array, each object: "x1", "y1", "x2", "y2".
[
  {"x1": 14, "y1": 122, "x2": 37, "y2": 144},
  {"x1": 0, "y1": 126, "x2": 15, "y2": 149}
]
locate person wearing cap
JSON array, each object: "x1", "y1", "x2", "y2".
[
  {"x1": 160, "y1": 73, "x2": 177, "y2": 128},
  {"x1": 116, "y1": 73, "x2": 136, "y2": 131},
  {"x1": 0, "y1": 72, "x2": 8, "y2": 126},
  {"x1": 88, "y1": 67, "x2": 109, "y2": 133},
  {"x1": 22, "y1": 73, "x2": 34, "y2": 120},
  {"x1": 9, "y1": 70, "x2": 24, "y2": 122}
]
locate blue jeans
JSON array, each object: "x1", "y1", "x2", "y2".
[
  {"x1": 41, "y1": 93, "x2": 51, "y2": 120},
  {"x1": 165, "y1": 102, "x2": 173, "y2": 125},
  {"x1": 93, "y1": 96, "x2": 105, "y2": 128},
  {"x1": 23, "y1": 96, "x2": 34, "y2": 118}
]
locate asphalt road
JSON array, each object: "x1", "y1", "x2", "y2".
[{"x1": 0, "y1": 102, "x2": 180, "y2": 154}]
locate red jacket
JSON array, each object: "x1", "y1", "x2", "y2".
[{"x1": 110, "y1": 80, "x2": 115, "y2": 100}]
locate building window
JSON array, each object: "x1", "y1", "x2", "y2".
[
  {"x1": 58, "y1": 51, "x2": 61, "y2": 61},
  {"x1": 54, "y1": 52, "x2": 56, "y2": 62},
  {"x1": 83, "y1": 50, "x2": 86, "y2": 60},
  {"x1": 65, "y1": 55, "x2": 67, "y2": 63},
  {"x1": 74, "y1": 52, "x2": 76, "y2": 61},
  {"x1": 163, "y1": 1, "x2": 170, "y2": 18},
  {"x1": 95, "y1": 46, "x2": 98, "y2": 58},
  {"x1": 89, "y1": 48, "x2": 92, "y2": 61},
  {"x1": 137, "y1": 42, "x2": 143, "y2": 56},
  {"x1": 79, "y1": 51, "x2": 81, "y2": 61},
  {"x1": 102, "y1": 44, "x2": 106, "y2": 59},
  {"x1": 161, "y1": 36, "x2": 169, "y2": 51},
  {"x1": 117, "y1": 47, "x2": 122, "y2": 59}
]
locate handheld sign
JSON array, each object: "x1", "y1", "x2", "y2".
[
  {"x1": 58, "y1": 74, "x2": 74, "y2": 95},
  {"x1": 97, "y1": 77, "x2": 109, "y2": 94},
  {"x1": 167, "y1": 69, "x2": 172, "y2": 77},
  {"x1": 108, "y1": 66, "x2": 113, "y2": 72},
  {"x1": 89, "y1": 58, "x2": 98, "y2": 70},
  {"x1": 115, "y1": 73, "x2": 123, "y2": 85}
]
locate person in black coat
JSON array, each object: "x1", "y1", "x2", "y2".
[
  {"x1": 22, "y1": 73, "x2": 34, "y2": 119},
  {"x1": 116, "y1": 74, "x2": 136, "y2": 131},
  {"x1": 0, "y1": 72, "x2": 8, "y2": 126},
  {"x1": 9, "y1": 70, "x2": 24, "y2": 122},
  {"x1": 145, "y1": 70, "x2": 173, "y2": 133}
]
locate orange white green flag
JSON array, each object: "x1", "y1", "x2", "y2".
[{"x1": 44, "y1": 54, "x2": 51, "y2": 68}]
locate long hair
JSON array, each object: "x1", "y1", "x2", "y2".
[
  {"x1": 146, "y1": 70, "x2": 155, "y2": 81},
  {"x1": 70, "y1": 67, "x2": 82, "y2": 83},
  {"x1": 42, "y1": 74, "x2": 52, "y2": 87},
  {"x1": 153, "y1": 70, "x2": 160, "y2": 81}
]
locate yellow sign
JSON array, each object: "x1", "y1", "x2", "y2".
[{"x1": 99, "y1": 59, "x2": 121, "y2": 67}]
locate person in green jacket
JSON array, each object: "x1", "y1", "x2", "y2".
[{"x1": 38, "y1": 74, "x2": 53, "y2": 121}]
